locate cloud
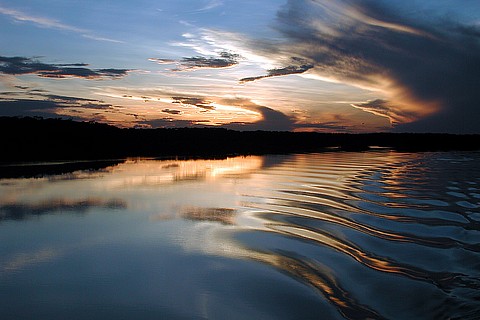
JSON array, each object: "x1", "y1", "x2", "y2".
[
  {"x1": 150, "y1": 51, "x2": 240, "y2": 71},
  {"x1": 218, "y1": 98, "x2": 355, "y2": 132},
  {"x1": 0, "y1": 5, "x2": 122, "y2": 43},
  {"x1": 172, "y1": 96, "x2": 215, "y2": 110},
  {"x1": 197, "y1": 0, "x2": 224, "y2": 12},
  {"x1": 351, "y1": 99, "x2": 416, "y2": 124},
  {"x1": 211, "y1": 0, "x2": 480, "y2": 133},
  {"x1": 162, "y1": 109, "x2": 182, "y2": 115},
  {"x1": 240, "y1": 61, "x2": 313, "y2": 83},
  {"x1": 0, "y1": 92, "x2": 115, "y2": 120},
  {"x1": 0, "y1": 99, "x2": 70, "y2": 118},
  {"x1": 281, "y1": 1, "x2": 480, "y2": 132},
  {"x1": 0, "y1": 56, "x2": 130, "y2": 79},
  {"x1": 218, "y1": 98, "x2": 295, "y2": 131},
  {"x1": 148, "y1": 58, "x2": 176, "y2": 64}
]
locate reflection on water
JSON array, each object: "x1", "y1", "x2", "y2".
[{"x1": 1, "y1": 152, "x2": 480, "y2": 319}]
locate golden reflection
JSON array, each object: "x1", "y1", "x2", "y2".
[
  {"x1": 269, "y1": 224, "x2": 439, "y2": 285},
  {"x1": 0, "y1": 156, "x2": 264, "y2": 223},
  {"x1": 102, "y1": 156, "x2": 264, "y2": 188}
]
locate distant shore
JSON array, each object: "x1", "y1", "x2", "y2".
[{"x1": 2, "y1": 116, "x2": 480, "y2": 165}]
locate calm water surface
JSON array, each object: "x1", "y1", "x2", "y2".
[{"x1": 1, "y1": 151, "x2": 479, "y2": 319}]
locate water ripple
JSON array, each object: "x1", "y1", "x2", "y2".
[{"x1": 235, "y1": 151, "x2": 480, "y2": 319}]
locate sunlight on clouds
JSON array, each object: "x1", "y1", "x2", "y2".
[
  {"x1": 1, "y1": 0, "x2": 478, "y2": 133},
  {"x1": 171, "y1": 30, "x2": 277, "y2": 69},
  {"x1": 83, "y1": 87, "x2": 263, "y2": 127}
]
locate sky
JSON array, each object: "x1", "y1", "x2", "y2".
[{"x1": 0, "y1": 0, "x2": 479, "y2": 133}]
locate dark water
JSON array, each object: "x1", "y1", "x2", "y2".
[{"x1": 1, "y1": 151, "x2": 479, "y2": 319}]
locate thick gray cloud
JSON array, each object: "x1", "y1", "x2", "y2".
[
  {"x1": 0, "y1": 56, "x2": 130, "y2": 79},
  {"x1": 238, "y1": 0, "x2": 480, "y2": 133},
  {"x1": 151, "y1": 52, "x2": 240, "y2": 71}
]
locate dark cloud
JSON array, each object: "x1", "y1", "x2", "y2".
[
  {"x1": 0, "y1": 56, "x2": 130, "y2": 79},
  {"x1": 456, "y1": 25, "x2": 480, "y2": 38},
  {"x1": 172, "y1": 96, "x2": 215, "y2": 110},
  {"x1": 0, "y1": 99, "x2": 68, "y2": 118},
  {"x1": 240, "y1": 60, "x2": 313, "y2": 83},
  {"x1": 239, "y1": 0, "x2": 480, "y2": 133},
  {"x1": 219, "y1": 98, "x2": 295, "y2": 131},
  {"x1": 162, "y1": 109, "x2": 182, "y2": 115},
  {"x1": 42, "y1": 94, "x2": 104, "y2": 104},
  {"x1": 0, "y1": 93, "x2": 113, "y2": 119},
  {"x1": 151, "y1": 52, "x2": 240, "y2": 71}
]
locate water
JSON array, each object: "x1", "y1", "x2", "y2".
[{"x1": 1, "y1": 151, "x2": 479, "y2": 319}]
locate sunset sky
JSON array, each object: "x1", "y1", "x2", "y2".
[{"x1": 1, "y1": 0, "x2": 479, "y2": 133}]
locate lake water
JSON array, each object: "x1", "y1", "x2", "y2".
[{"x1": 1, "y1": 151, "x2": 479, "y2": 319}]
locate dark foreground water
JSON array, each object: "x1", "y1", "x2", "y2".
[{"x1": 1, "y1": 151, "x2": 479, "y2": 319}]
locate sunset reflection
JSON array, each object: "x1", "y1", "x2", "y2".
[{"x1": 1, "y1": 152, "x2": 479, "y2": 319}]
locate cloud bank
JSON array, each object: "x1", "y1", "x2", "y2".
[{"x1": 211, "y1": 0, "x2": 480, "y2": 133}]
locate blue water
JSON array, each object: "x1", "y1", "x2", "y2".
[{"x1": 1, "y1": 151, "x2": 479, "y2": 319}]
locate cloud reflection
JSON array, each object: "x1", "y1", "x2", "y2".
[{"x1": 0, "y1": 198, "x2": 126, "y2": 221}]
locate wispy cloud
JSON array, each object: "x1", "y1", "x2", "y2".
[
  {"x1": 351, "y1": 99, "x2": 416, "y2": 125},
  {"x1": 0, "y1": 5, "x2": 122, "y2": 43},
  {"x1": 198, "y1": 0, "x2": 224, "y2": 12}
]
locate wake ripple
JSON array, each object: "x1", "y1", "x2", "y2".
[{"x1": 237, "y1": 152, "x2": 480, "y2": 319}]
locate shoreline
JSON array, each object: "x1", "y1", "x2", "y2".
[{"x1": 2, "y1": 116, "x2": 480, "y2": 166}]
